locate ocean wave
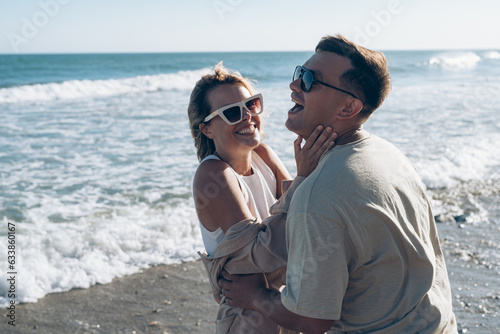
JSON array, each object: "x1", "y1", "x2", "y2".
[
  {"x1": 0, "y1": 68, "x2": 211, "y2": 104},
  {"x1": 482, "y1": 51, "x2": 500, "y2": 59},
  {"x1": 426, "y1": 51, "x2": 482, "y2": 70}
]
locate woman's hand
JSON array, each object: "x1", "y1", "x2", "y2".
[{"x1": 295, "y1": 126, "x2": 337, "y2": 177}]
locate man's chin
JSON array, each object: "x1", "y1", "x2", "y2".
[
  {"x1": 285, "y1": 119, "x2": 307, "y2": 137},
  {"x1": 285, "y1": 119, "x2": 297, "y2": 133}
]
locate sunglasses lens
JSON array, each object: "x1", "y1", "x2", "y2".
[
  {"x1": 222, "y1": 106, "x2": 242, "y2": 123},
  {"x1": 293, "y1": 66, "x2": 301, "y2": 82},
  {"x1": 293, "y1": 66, "x2": 313, "y2": 92},
  {"x1": 245, "y1": 97, "x2": 262, "y2": 115},
  {"x1": 301, "y1": 70, "x2": 314, "y2": 92}
]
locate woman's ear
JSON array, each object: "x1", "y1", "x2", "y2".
[
  {"x1": 337, "y1": 99, "x2": 364, "y2": 120},
  {"x1": 199, "y1": 123, "x2": 213, "y2": 139}
]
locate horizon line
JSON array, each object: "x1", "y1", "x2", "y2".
[{"x1": 1, "y1": 47, "x2": 499, "y2": 56}]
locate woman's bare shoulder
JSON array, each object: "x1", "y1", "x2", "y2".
[
  {"x1": 193, "y1": 158, "x2": 253, "y2": 232},
  {"x1": 193, "y1": 158, "x2": 234, "y2": 189}
]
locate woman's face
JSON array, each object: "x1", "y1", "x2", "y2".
[{"x1": 204, "y1": 84, "x2": 262, "y2": 155}]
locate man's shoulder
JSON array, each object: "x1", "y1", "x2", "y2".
[
  {"x1": 290, "y1": 135, "x2": 409, "y2": 205},
  {"x1": 361, "y1": 134, "x2": 406, "y2": 155}
]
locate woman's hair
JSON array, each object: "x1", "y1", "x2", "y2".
[{"x1": 188, "y1": 62, "x2": 256, "y2": 162}]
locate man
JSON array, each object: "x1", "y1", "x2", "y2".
[{"x1": 219, "y1": 35, "x2": 457, "y2": 333}]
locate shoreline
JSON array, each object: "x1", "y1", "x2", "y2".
[{"x1": 0, "y1": 261, "x2": 218, "y2": 334}]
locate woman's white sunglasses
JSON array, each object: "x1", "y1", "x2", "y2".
[{"x1": 203, "y1": 93, "x2": 263, "y2": 125}]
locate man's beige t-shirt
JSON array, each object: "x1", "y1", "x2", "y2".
[{"x1": 281, "y1": 135, "x2": 457, "y2": 333}]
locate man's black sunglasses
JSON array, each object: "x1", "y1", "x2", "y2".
[{"x1": 293, "y1": 65, "x2": 358, "y2": 99}]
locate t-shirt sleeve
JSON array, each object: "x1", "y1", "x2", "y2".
[{"x1": 281, "y1": 211, "x2": 351, "y2": 320}]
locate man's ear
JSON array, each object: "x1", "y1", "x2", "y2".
[
  {"x1": 337, "y1": 99, "x2": 364, "y2": 120},
  {"x1": 199, "y1": 123, "x2": 214, "y2": 139}
]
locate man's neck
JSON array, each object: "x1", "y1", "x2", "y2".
[{"x1": 335, "y1": 126, "x2": 370, "y2": 146}]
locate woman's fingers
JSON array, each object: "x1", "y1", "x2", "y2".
[
  {"x1": 295, "y1": 126, "x2": 337, "y2": 177},
  {"x1": 293, "y1": 135, "x2": 303, "y2": 156},
  {"x1": 303, "y1": 126, "x2": 336, "y2": 156},
  {"x1": 301, "y1": 126, "x2": 324, "y2": 151},
  {"x1": 308, "y1": 126, "x2": 333, "y2": 154},
  {"x1": 319, "y1": 133, "x2": 337, "y2": 159}
]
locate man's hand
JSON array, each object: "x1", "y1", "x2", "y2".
[
  {"x1": 218, "y1": 269, "x2": 269, "y2": 310},
  {"x1": 295, "y1": 126, "x2": 337, "y2": 177},
  {"x1": 219, "y1": 270, "x2": 335, "y2": 333}
]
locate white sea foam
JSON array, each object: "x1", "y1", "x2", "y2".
[
  {"x1": 427, "y1": 51, "x2": 482, "y2": 70},
  {"x1": 415, "y1": 136, "x2": 500, "y2": 189},
  {"x1": 0, "y1": 204, "x2": 203, "y2": 307},
  {"x1": 0, "y1": 68, "x2": 211, "y2": 104}
]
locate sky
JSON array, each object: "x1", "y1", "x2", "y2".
[{"x1": 0, "y1": 0, "x2": 499, "y2": 54}]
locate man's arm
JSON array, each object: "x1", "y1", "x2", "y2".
[{"x1": 219, "y1": 270, "x2": 334, "y2": 334}]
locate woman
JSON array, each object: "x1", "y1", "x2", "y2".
[{"x1": 188, "y1": 63, "x2": 335, "y2": 333}]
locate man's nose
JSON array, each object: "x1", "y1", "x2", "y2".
[{"x1": 290, "y1": 77, "x2": 302, "y2": 92}]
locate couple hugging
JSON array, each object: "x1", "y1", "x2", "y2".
[{"x1": 187, "y1": 35, "x2": 457, "y2": 334}]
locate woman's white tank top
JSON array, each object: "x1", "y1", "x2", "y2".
[{"x1": 198, "y1": 152, "x2": 277, "y2": 254}]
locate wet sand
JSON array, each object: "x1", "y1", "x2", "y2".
[{"x1": 0, "y1": 261, "x2": 218, "y2": 334}]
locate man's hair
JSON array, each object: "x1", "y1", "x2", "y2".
[
  {"x1": 188, "y1": 62, "x2": 255, "y2": 161},
  {"x1": 315, "y1": 34, "x2": 391, "y2": 118}
]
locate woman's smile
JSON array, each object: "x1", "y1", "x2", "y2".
[{"x1": 236, "y1": 124, "x2": 257, "y2": 135}]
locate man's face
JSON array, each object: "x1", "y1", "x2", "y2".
[{"x1": 286, "y1": 52, "x2": 354, "y2": 138}]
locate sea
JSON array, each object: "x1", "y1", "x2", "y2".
[{"x1": 0, "y1": 50, "x2": 499, "y2": 333}]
